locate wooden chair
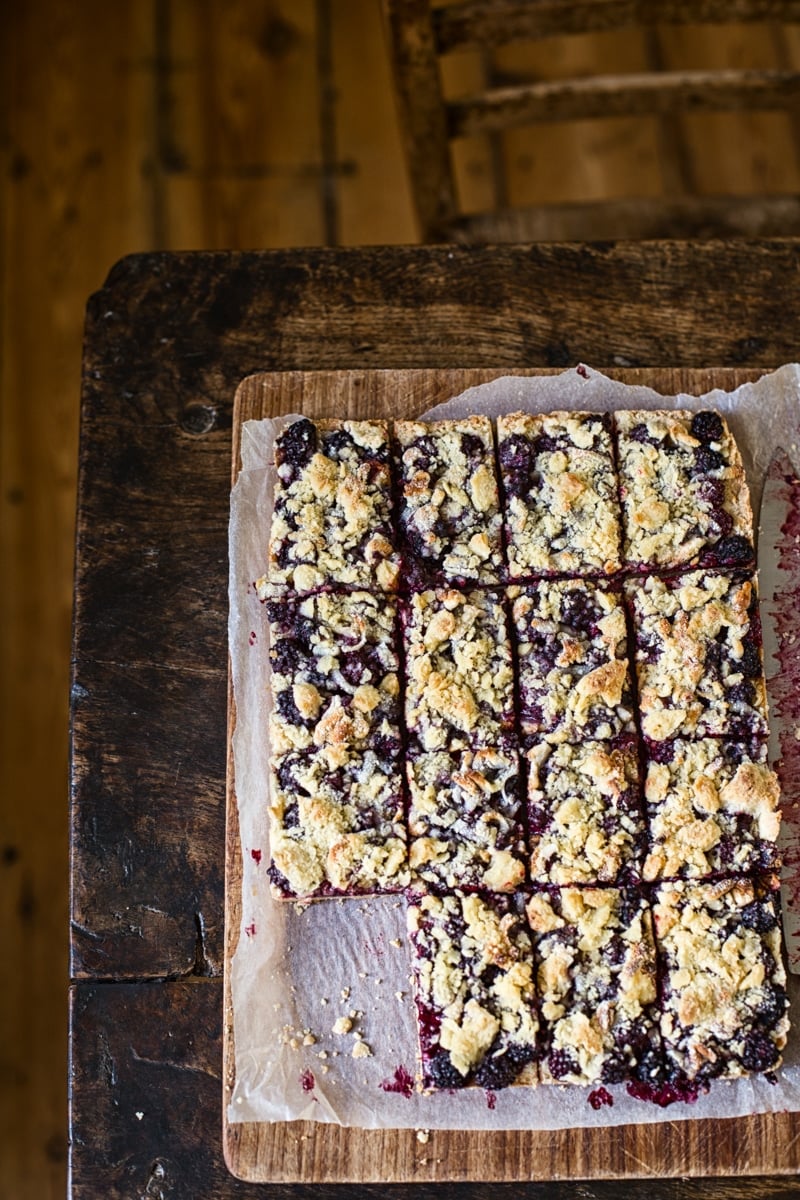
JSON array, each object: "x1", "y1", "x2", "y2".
[{"x1": 382, "y1": 0, "x2": 800, "y2": 240}]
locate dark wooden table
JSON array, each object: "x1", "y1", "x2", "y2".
[{"x1": 69, "y1": 241, "x2": 800, "y2": 1200}]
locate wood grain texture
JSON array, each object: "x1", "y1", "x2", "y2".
[
  {"x1": 223, "y1": 365, "x2": 794, "y2": 1185},
  {"x1": 0, "y1": 3, "x2": 157, "y2": 1196}
]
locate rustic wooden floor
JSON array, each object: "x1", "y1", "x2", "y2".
[{"x1": 3, "y1": 4, "x2": 800, "y2": 1197}]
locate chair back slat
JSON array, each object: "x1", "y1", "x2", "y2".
[
  {"x1": 434, "y1": 0, "x2": 800, "y2": 53},
  {"x1": 447, "y1": 193, "x2": 800, "y2": 241},
  {"x1": 383, "y1": 0, "x2": 458, "y2": 237},
  {"x1": 449, "y1": 69, "x2": 800, "y2": 137}
]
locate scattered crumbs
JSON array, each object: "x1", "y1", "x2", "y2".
[
  {"x1": 235, "y1": 1096, "x2": 243, "y2": 1105},
  {"x1": 302, "y1": 1033, "x2": 317, "y2": 1046},
  {"x1": 389, "y1": 938, "x2": 403, "y2": 948},
  {"x1": 320, "y1": 997, "x2": 329, "y2": 1006},
  {"x1": 341, "y1": 987, "x2": 351, "y2": 1001},
  {"x1": 349, "y1": 1009, "x2": 361, "y2": 1020},
  {"x1": 352, "y1": 1041, "x2": 372, "y2": 1059},
  {"x1": 416, "y1": 1129, "x2": 430, "y2": 1144},
  {"x1": 332, "y1": 1016, "x2": 352, "y2": 1035},
  {"x1": 294, "y1": 902, "x2": 310, "y2": 915},
  {"x1": 358, "y1": 971, "x2": 368, "y2": 979},
  {"x1": 317, "y1": 1050, "x2": 328, "y2": 1060},
  {"x1": 332, "y1": 1050, "x2": 340, "y2": 1058},
  {"x1": 289, "y1": 1037, "x2": 301, "y2": 1050},
  {"x1": 353, "y1": 1030, "x2": 364, "y2": 1041},
  {"x1": 135, "y1": 1111, "x2": 144, "y2": 1121},
  {"x1": 395, "y1": 991, "x2": 405, "y2": 1002},
  {"x1": 375, "y1": 978, "x2": 382, "y2": 986},
  {"x1": 321, "y1": 1065, "x2": 330, "y2": 1075}
]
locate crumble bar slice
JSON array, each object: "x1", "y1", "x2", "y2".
[
  {"x1": 526, "y1": 738, "x2": 645, "y2": 886},
  {"x1": 403, "y1": 588, "x2": 516, "y2": 754},
  {"x1": 406, "y1": 748, "x2": 525, "y2": 893},
  {"x1": 407, "y1": 891, "x2": 539, "y2": 1090},
  {"x1": 265, "y1": 590, "x2": 402, "y2": 757},
  {"x1": 497, "y1": 410, "x2": 622, "y2": 577},
  {"x1": 654, "y1": 876, "x2": 790, "y2": 1082},
  {"x1": 643, "y1": 738, "x2": 781, "y2": 882},
  {"x1": 395, "y1": 415, "x2": 503, "y2": 587},
  {"x1": 267, "y1": 417, "x2": 400, "y2": 592},
  {"x1": 526, "y1": 887, "x2": 660, "y2": 1087},
  {"x1": 267, "y1": 745, "x2": 409, "y2": 899},
  {"x1": 627, "y1": 570, "x2": 768, "y2": 744},
  {"x1": 510, "y1": 578, "x2": 635, "y2": 743},
  {"x1": 615, "y1": 409, "x2": 754, "y2": 572}
]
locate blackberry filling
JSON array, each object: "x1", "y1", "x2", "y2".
[
  {"x1": 426, "y1": 1053, "x2": 467, "y2": 1090},
  {"x1": 741, "y1": 1030, "x2": 780, "y2": 1072},
  {"x1": 690, "y1": 410, "x2": 724, "y2": 443},
  {"x1": 547, "y1": 1049, "x2": 579, "y2": 1079},
  {"x1": 277, "y1": 417, "x2": 317, "y2": 469},
  {"x1": 474, "y1": 1041, "x2": 536, "y2": 1090},
  {"x1": 693, "y1": 446, "x2": 724, "y2": 473}
]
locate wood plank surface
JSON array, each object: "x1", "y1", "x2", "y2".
[
  {"x1": 0, "y1": 4, "x2": 158, "y2": 1196},
  {"x1": 223, "y1": 365, "x2": 794, "y2": 1184}
]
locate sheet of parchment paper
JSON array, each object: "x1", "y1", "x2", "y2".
[{"x1": 228, "y1": 363, "x2": 800, "y2": 1130}]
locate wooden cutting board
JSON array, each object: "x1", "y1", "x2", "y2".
[{"x1": 224, "y1": 366, "x2": 800, "y2": 1184}]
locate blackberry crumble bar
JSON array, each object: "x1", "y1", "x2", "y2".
[
  {"x1": 525, "y1": 738, "x2": 645, "y2": 886},
  {"x1": 497, "y1": 410, "x2": 622, "y2": 577},
  {"x1": 526, "y1": 887, "x2": 660, "y2": 1087},
  {"x1": 615, "y1": 409, "x2": 753, "y2": 572},
  {"x1": 642, "y1": 738, "x2": 781, "y2": 881},
  {"x1": 265, "y1": 590, "x2": 402, "y2": 758},
  {"x1": 406, "y1": 748, "x2": 526, "y2": 892},
  {"x1": 395, "y1": 416, "x2": 504, "y2": 587},
  {"x1": 407, "y1": 891, "x2": 540, "y2": 1090},
  {"x1": 268, "y1": 746, "x2": 409, "y2": 899},
  {"x1": 510, "y1": 578, "x2": 635, "y2": 743},
  {"x1": 654, "y1": 876, "x2": 790, "y2": 1082},
  {"x1": 403, "y1": 588, "x2": 516, "y2": 754},
  {"x1": 267, "y1": 417, "x2": 400, "y2": 592},
  {"x1": 627, "y1": 570, "x2": 768, "y2": 744}
]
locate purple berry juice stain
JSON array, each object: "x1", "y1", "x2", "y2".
[
  {"x1": 251, "y1": 848, "x2": 262, "y2": 866},
  {"x1": 380, "y1": 1065, "x2": 414, "y2": 1098},
  {"x1": 300, "y1": 1069, "x2": 315, "y2": 1093},
  {"x1": 588, "y1": 1086, "x2": 614, "y2": 1110}
]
